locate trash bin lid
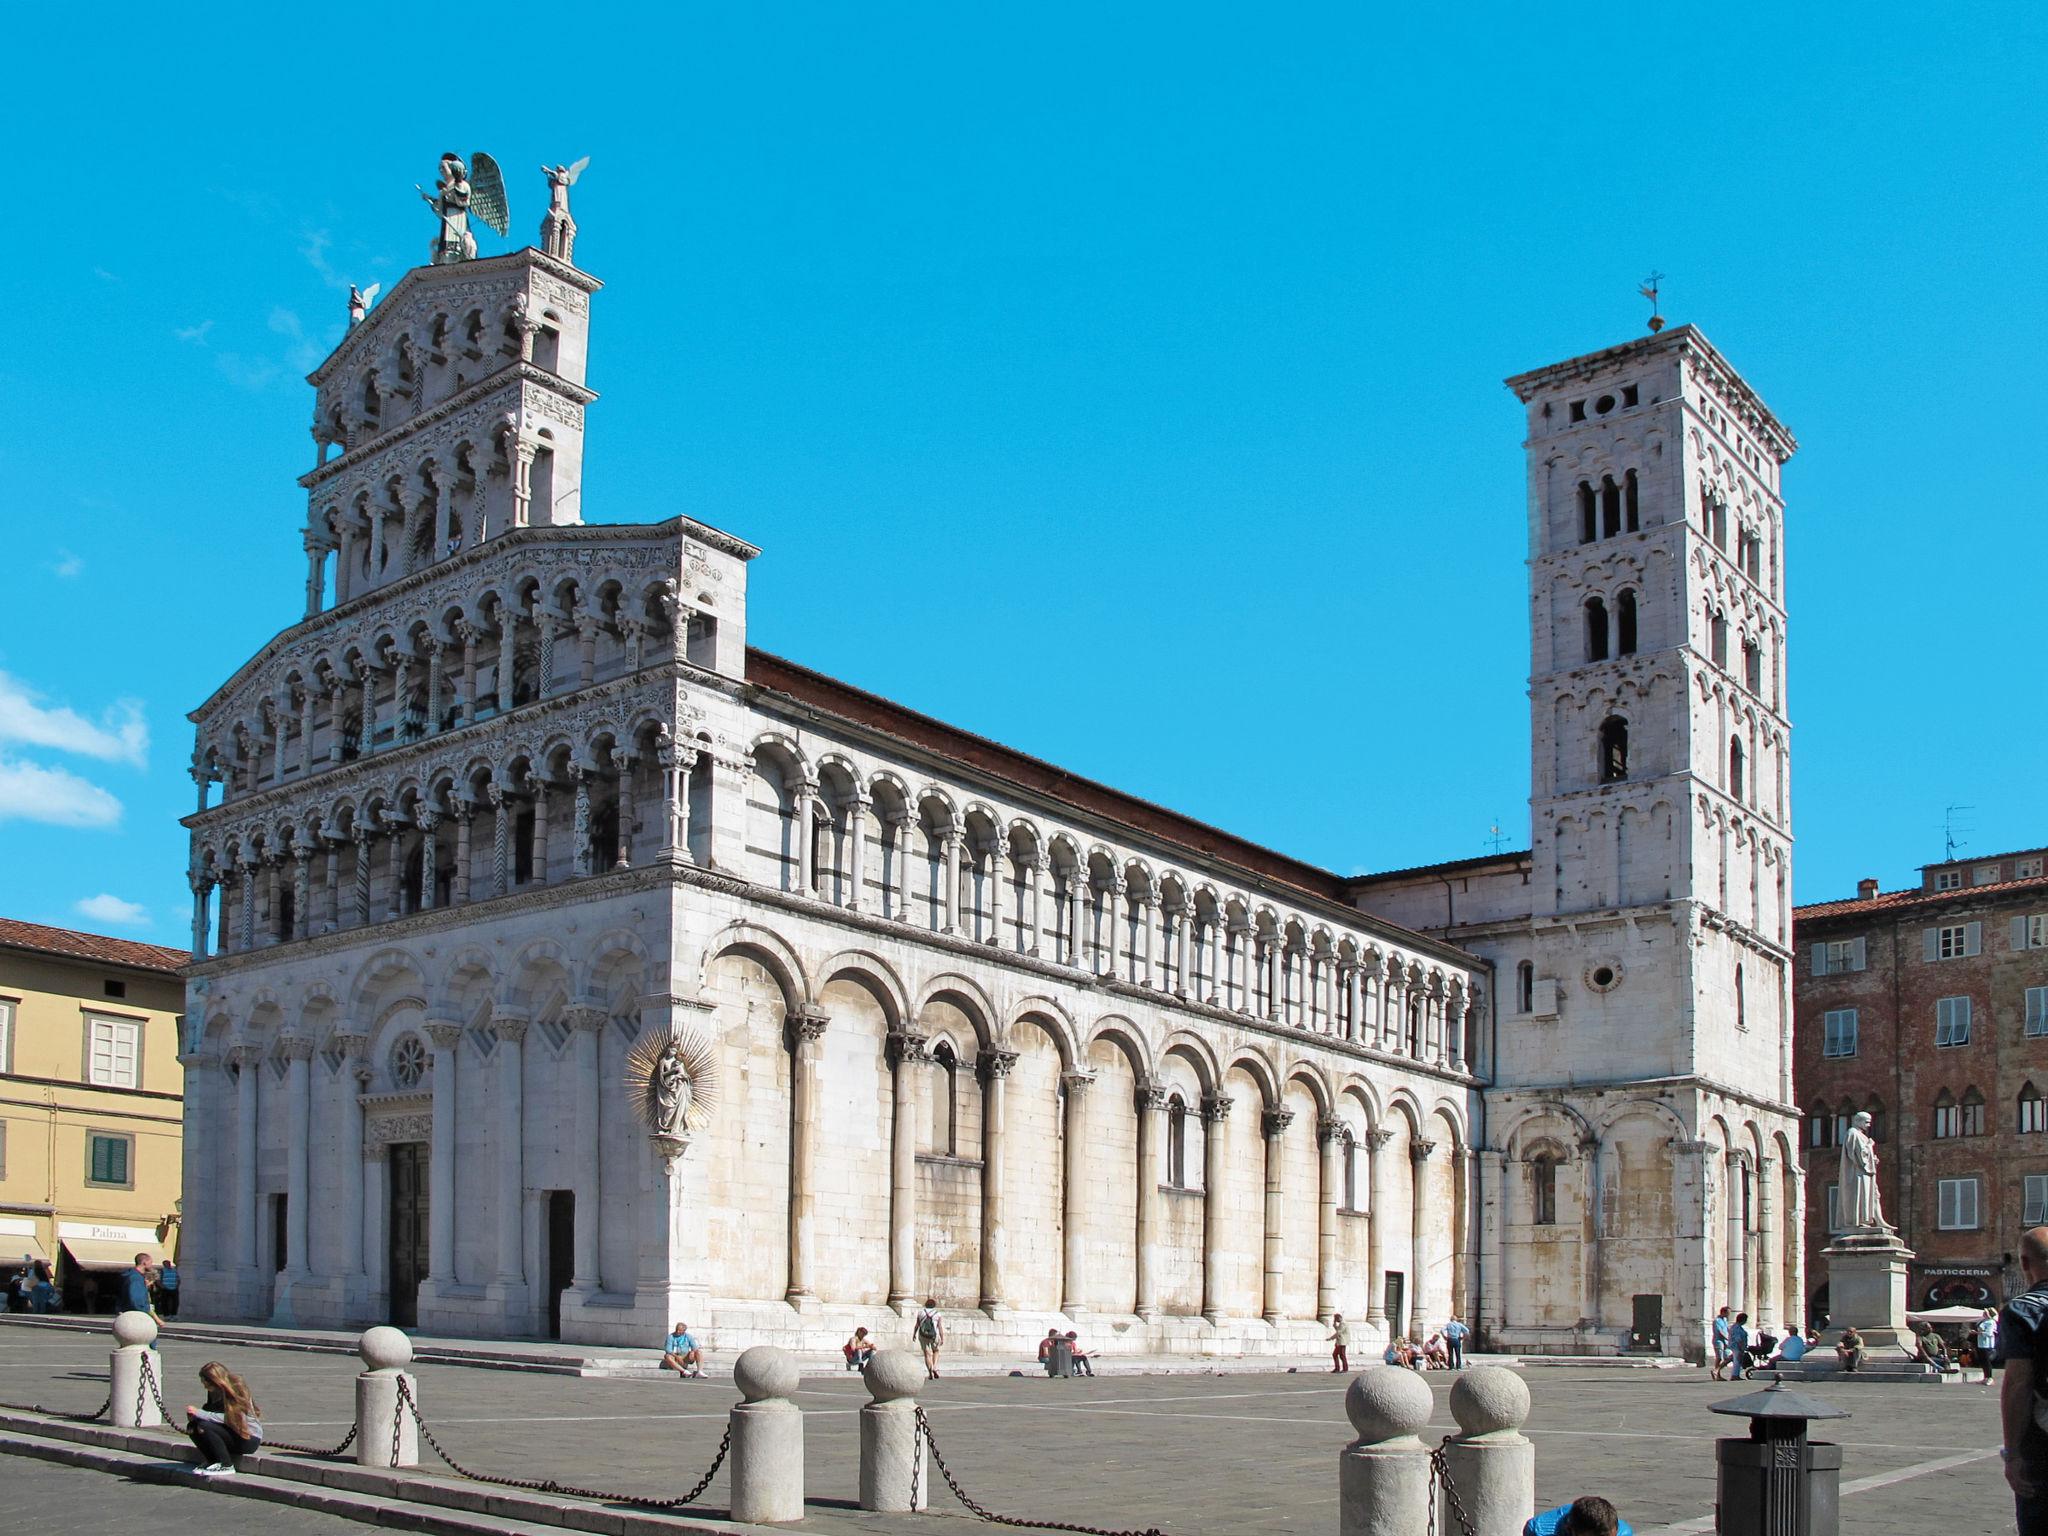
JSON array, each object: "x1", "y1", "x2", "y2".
[{"x1": 1708, "y1": 1379, "x2": 1849, "y2": 1422}]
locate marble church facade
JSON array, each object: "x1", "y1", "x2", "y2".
[{"x1": 176, "y1": 201, "x2": 1798, "y2": 1361}]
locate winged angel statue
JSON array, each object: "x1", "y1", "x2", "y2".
[{"x1": 419, "y1": 152, "x2": 509, "y2": 265}]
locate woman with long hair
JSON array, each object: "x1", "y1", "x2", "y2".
[{"x1": 184, "y1": 1361, "x2": 263, "y2": 1475}]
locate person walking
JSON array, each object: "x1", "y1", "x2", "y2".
[
  {"x1": 183, "y1": 1361, "x2": 263, "y2": 1476},
  {"x1": 914, "y1": 1298, "x2": 945, "y2": 1379},
  {"x1": 155, "y1": 1258, "x2": 180, "y2": 1319},
  {"x1": 29, "y1": 1260, "x2": 58, "y2": 1313},
  {"x1": 1980, "y1": 1308, "x2": 2001, "y2": 1386},
  {"x1": 1328, "y1": 1313, "x2": 1351, "y2": 1374},
  {"x1": 118, "y1": 1252, "x2": 155, "y2": 1317},
  {"x1": 1711, "y1": 1306, "x2": 1733, "y2": 1380},
  {"x1": 1443, "y1": 1314, "x2": 1470, "y2": 1369},
  {"x1": 1998, "y1": 1226, "x2": 2048, "y2": 1534}
]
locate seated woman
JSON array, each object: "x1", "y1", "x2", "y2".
[
  {"x1": 184, "y1": 1361, "x2": 263, "y2": 1476},
  {"x1": 843, "y1": 1326, "x2": 875, "y2": 1371},
  {"x1": 1422, "y1": 1332, "x2": 1451, "y2": 1369},
  {"x1": 1064, "y1": 1331, "x2": 1095, "y2": 1377}
]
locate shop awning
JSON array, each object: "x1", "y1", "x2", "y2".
[
  {"x1": 60, "y1": 1238, "x2": 164, "y2": 1273},
  {"x1": 5, "y1": 1238, "x2": 51, "y2": 1267}
]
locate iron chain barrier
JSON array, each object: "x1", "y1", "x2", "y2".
[
  {"x1": 266, "y1": 1419, "x2": 359, "y2": 1458},
  {"x1": 0, "y1": 1389, "x2": 112, "y2": 1423},
  {"x1": 914, "y1": 1405, "x2": 1173, "y2": 1536},
  {"x1": 391, "y1": 1374, "x2": 730, "y2": 1507},
  {"x1": 1426, "y1": 1442, "x2": 1478, "y2": 1536}
]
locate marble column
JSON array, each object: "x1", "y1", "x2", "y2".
[
  {"x1": 1137, "y1": 891, "x2": 1154, "y2": 986},
  {"x1": 532, "y1": 784, "x2": 552, "y2": 886},
  {"x1": 188, "y1": 873, "x2": 211, "y2": 958},
  {"x1": 794, "y1": 782, "x2": 816, "y2": 896},
  {"x1": 1725, "y1": 1152, "x2": 1748, "y2": 1316},
  {"x1": 492, "y1": 1013, "x2": 528, "y2": 1291},
  {"x1": 322, "y1": 839, "x2": 340, "y2": 934},
  {"x1": 787, "y1": 1004, "x2": 830, "y2": 1308},
  {"x1": 887, "y1": 1026, "x2": 927, "y2": 1307},
  {"x1": 1261, "y1": 1107, "x2": 1293, "y2": 1323},
  {"x1": 1062, "y1": 1071, "x2": 1094, "y2": 1314},
  {"x1": 335, "y1": 1041, "x2": 370, "y2": 1296},
  {"x1": 1028, "y1": 857, "x2": 1046, "y2": 955},
  {"x1": 1199, "y1": 1093, "x2": 1232, "y2": 1322},
  {"x1": 362, "y1": 1141, "x2": 389, "y2": 1318},
  {"x1": 328, "y1": 682, "x2": 348, "y2": 765},
  {"x1": 453, "y1": 805, "x2": 473, "y2": 905},
  {"x1": 1579, "y1": 1137, "x2": 1603, "y2": 1325},
  {"x1": 1755, "y1": 1155, "x2": 1779, "y2": 1331},
  {"x1": 1065, "y1": 878, "x2": 1084, "y2": 965},
  {"x1": 1785, "y1": 1162, "x2": 1806, "y2": 1329},
  {"x1": 1410, "y1": 1139, "x2": 1438, "y2": 1330},
  {"x1": 1478, "y1": 1148, "x2": 1507, "y2": 1340},
  {"x1": 351, "y1": 832, "x2": 373, "y2": 926},
  {"x1": 281, "y1": 1037, "x2": 314, "y2": 1286},
  {"x1": 418, "y1": 813, "x2": 440, "y2": 910},
  {"x1": 979, "y1": 1049, "x2": 1018, "y2": 1313},
  {"x1": 568, "y1": 1007, "x2": 605, "y2": 1292},
  {"x1": 571, "y1": 768, "x2": 593, "y2": 878},
  {"x1": 233, "y1": 1045, "x2": 259, "y2": 1273},
  {"x1": 1134, "y1": 1082, "x2": 1166, "y2": 1321},
  {"x1": 1316, "y1": 1115, "x2": 1343, "y2": 1323},
  {"x1": 986, "y1": 845, "x2": 1006, "y2": 946},
  {"x1": 847, "y1": 795, "x2": 868, "y2": 909},
  {"x1": 455, "y1": 620, "x2": 480, "y2": 726},
  {"x1": 1365, "y1": 1129, "x2": 1393, "y2": 1324},
  {"x1": 941, "y1": 831, "x2": 961, "y2": 933},
  {"x1": 425, "y1": 1020, "x2": 463, "y2": 1288},
  {"x1": 358, "y1": 664, "x2": 378, "y2": 757}
]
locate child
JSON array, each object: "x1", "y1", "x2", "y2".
[{"x1": 844, "y1": 1326, "x2": 875, "y2": 1371}]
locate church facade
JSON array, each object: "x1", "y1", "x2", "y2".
[{"x1": 175, "y1": 181, "x2": 1797, "y2": 1360}]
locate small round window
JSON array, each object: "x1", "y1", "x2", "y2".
[
  {"x1": 1594, "y1": 394, "x2": 1616, "y2": 415},
  {"x1": 1586, "y1": 962, "x2": 1623, "y2": 994},
  {"x1": 392, "y1": 1035, "x2": 428, "y2": 1088}
]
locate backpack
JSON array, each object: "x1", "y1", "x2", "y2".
[{"x1": 916, "y1": 1310, "x2": 940, "y2": 1344}]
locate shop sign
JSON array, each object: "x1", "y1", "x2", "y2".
[{"x1": 55, "y1": 1221, "x2": 158, "y2": 1244}]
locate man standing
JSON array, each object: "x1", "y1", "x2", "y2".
[
  {"x1": 155, "y1": 1258, "x2": 180, "y2": 1319},
  {"x1": 1444, "y1": 1314, "x2": 1470, "y2": 1369},
  {"x1": 1711, "y1": 1306, "x2": 1733, "y2": 1380},
  {"x1": 1981, "y1": 1309, "x2": 2001, "y2": 1386},
  {"x1": 1729, "y1": 1312, "x2": 1752, "y2": 1378},
  {"x1": 1328, "y1": 1313, "x2": 1351, "y2": 1374},
  {"x1": 117, "y1": 1253, "x2": 154, "y2": 1318},
  {"x1": 1998, "y1": 1227, "x2": 2048, "y2": 1534}
]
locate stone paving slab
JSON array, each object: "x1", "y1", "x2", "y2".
[{"x1": 0, "y1": 1326, "x2": 2009, "y2": 1535}]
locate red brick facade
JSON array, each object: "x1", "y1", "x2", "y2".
[{"x1": 1794, "y1": 847, "x2": 2048, "y2": 1315}]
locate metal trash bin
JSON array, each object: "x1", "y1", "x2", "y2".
[
  {"x1": 1710, "y1": 1380, "x2": 1847, "y2": 1536},
  {"x1": 1047, "y1": 1338, "x2": 1073, "y2": 1377}
]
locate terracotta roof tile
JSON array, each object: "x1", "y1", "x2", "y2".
[
  {"x1": 1795, "y1": 873, "x2": 2048, "y2": 922},
  {"x1": 0, "y1": 917, "x2": 187, "y2": 975}
]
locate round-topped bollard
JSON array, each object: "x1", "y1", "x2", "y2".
[
  {"x1": 1339, "y1": 1366, "x2": 1435, "y2": 1536},
  {"x1": 108, "y1": 1310, "x2": 162, "y2": 1428},
  {"x1": 354, "y1": 1326, "x2": 418, "y2": 1468},
  {"x1": 858, "y1": 1348, "x2": 926, "y2": 1512},
  {"x1": 729, "y1": 1345, "x2": 804, "y2": 1523},
  {"x1": 1442, "y1": 1365, "x2": 1534, "y2": 1536}
]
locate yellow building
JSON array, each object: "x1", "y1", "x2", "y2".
[{"x1": 0, "y1": 918, "x2": 187, "y2": 1309}]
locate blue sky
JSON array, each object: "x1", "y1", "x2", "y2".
[{"x1": 3, "y1": 3, "x2": 2042, "y2": 941}]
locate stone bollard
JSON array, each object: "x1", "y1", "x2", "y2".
[
  {"x1": 729, "y1": 1345, "x2": 804, "y2": 1523},
  {"x1": 1441, "y1": 1367, "x2": 1535, "y2": 1536},
  {"x1": 109, "y1": 1311, "x2": 163, "y2": 1428},
  {"x1": 355, "y1": 1325, "x2": 419, "y2": 1467},
  {"x1": 858, "y1": 1348, "x2": 926, "y2": 1511},
  {"x1": 1338, "y1": 1366, "x2": 1434, "y2": 1536}
]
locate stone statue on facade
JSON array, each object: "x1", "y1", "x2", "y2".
[
  {"x1": 540, "y1": 157, "x2": 589, "y2": 265},
  {"x1": 652, "y1": 1040, "x2": 691, "y2": 1136},
  {"x1": 347, "y1": 282, "x2": 381, "y2": 328},
  {"x1": 1841, "y1": 1110, "x2": 1888, "y2": 1229},
  {"x1": 418, "y1": 152, "x2": 508, "y2": 265},
  {"x1": 624, "y1": 1019, "x2": 720, "y2": 1159}
]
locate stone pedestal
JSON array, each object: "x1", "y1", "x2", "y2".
[{"x1": 1821, "y1": 1228, "x2": 1912, "y2": 1351}]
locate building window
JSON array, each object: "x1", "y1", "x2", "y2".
[
  {"x1": 1531, "y1": 1155, "x2": 1559, "y2": 1226},
  {"x1": 86, "y1": 1015, "x2": 142, "y2": 1089},
  {"x1": 929, "y1": 1041, "x2": 959, "y2": 1157},
  {"x1": 1866, "y1": 1099, "x2": 1886, "y2": 1140},
  {"x1": 1598, "y1": 717, "x2": 1629, "y2": 782},
  {"x1": 1935, "y1": 869, "x2": 1963, "y2": 891},
  {"x1": 1933, "y1": 1094, "x2": 1960, "y2": 1139},
  {"x1": 1578, "y1": 481, "x2": 1596, "y2": 544},
  {"x1": 104, "y1": 979, "x2": 127, "y2": 999},
  {"x1": 1825, "y1": 1182, "x2": 1843, "y2": 1235},
  {"x1": 1931, "y1": 922, "x2": 1981, "y2": 960},
  {"x1": 2020, "y1": 858, "x2": 2045, "y2": 879},
  {"x1": 86, "y1": 1131, "x2": 133, "y2": 1188},
  {"x1": 391, "y1": 1035, "x2": 427, "y2": 1088},
  {"x1": 1516, "y1": 961, "x2": 1534, "y2": 1014},
  {"x1": 1962, "y1": 1089, "x2": 1987, "y2": 1137},
  {"x1": 2028, "y1": 1174, "x2": 2048, "y2": 1225},
  {"x1": 1710, "y1": 610, "x2": 1729, "y2": 668},
  {"x1": 1743, "y1": 640, "x2": 1762, "y2": 695},
  {"x1": 1585, "y1": 597, "x2": 1609, "y2": 662},
  {"x1": 2021, "y1": 1084, "x2": 2046, "y2": 1134},
  {"x1": 1936, "y1": 996, "x2": 1973, "y2": 1047},
  {"x1": 1822, "y1": 1008, "x2": 1859, "y2": 1058},
  {"x1": 1975, "y1": 864, "x2": 2002, "y2": 886},
  {"x1": 1343, "y1": 1132, "x2": 1359, "y2": 1211},
  {"x1": 1813, "y1": 938, "x2": 1866, "y2": 975},
  {"x1": 1937, "y1": 1176, "x2": 1982, "y2": 1231},
  {"x1": 1729, "y1": 737, "x2": 1746, "y2": 802},
  {"x1": 0, "y1": 997, "x2": 13, "y2": 1073},
  {"x1": 1617, "y1": 589, "x2": 1638, "y2": 655},
  {"x1": 1735, "y1": 963, "x2": 1746, "y2": 1030},
  {"x1": 2015, "y1": 916, "x2": 2048, "y2": 951},
  {"x1": 1807, "y1": 1101, "x2": 1833, "y2": 1148},
  {"x1": 2029, "y1": 987, "x2": 2048, "y2": 1038},
  {"x1": 1166, "y1": 1094, "x2": 1188, "y2": 1188}
]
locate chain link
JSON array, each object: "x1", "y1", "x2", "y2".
[
  {"x1": 392, "y1": 1375, "x2": 730, "y2": 1507},
  {"x1": 139, "y1": 1350, "x2": 184, "y2": 1431},
  {"x1": 0, "y1": 1393, "x2": 111, "y2": 1423},
  {"x1": 267, "y1": 1421, "x2": 358, "y2": 1459},
  {"x1": 1427, "y1": 1444, "x2": 1478, "y2": 1536},
  {"x1": 915, "y1": 1406, "x2": 1172, "y2": 1536}
]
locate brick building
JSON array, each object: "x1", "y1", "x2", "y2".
[{"x1": 1795, "y1": 845, "x2": 2048, "y2": 1317}]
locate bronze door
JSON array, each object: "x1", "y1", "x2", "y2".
[{"x1": 387, "y1": 1142, "x2": 429, "y2": 1328}]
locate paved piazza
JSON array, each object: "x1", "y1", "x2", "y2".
[{"x1": 0, "y1": 1330, "x2": 2008, "y2": 1533}]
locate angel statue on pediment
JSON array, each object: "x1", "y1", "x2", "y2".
[{"x1": 418, "y1": 152, "x2": 509, "y2": 265}]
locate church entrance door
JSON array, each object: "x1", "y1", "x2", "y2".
[
  {"x1": 388, "y1": 1142, "x2": 429, "y2": 1328},
  {"x1": 1383, "y1": 1272, "x2": 1406, "y2": 1340},
  {"x1": 1630, "y1": 1293, "x2": 1663, "y2": 1352},
  {"x1": 544, "y1": 1191, "x2": 575, "y2": 1339}
]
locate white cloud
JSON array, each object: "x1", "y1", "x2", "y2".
[
  {"x1": 75, "y1": 894, "x2": 150, "y2": 928},
  {"x1": 0, "y1": 671, "x2": 148, "y2": 766},
  {"x1": 174, "y1": 320, "x2": 215, "y2": 346},
  {"x1": 215, "y1": 352, "x2": 279, "y2": 392},
  {"x1": 93, "y1": 266, "x2": 120, "y2": 283},
  {"x1": 49, "y1": 550, "x2": 83, "y2": 579},
  {"x1": 0, "y1": 757, "x2": 122, "y2": 827}
]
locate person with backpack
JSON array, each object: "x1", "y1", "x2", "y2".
[
  {"x1": 1998, "y1": 1227, "x2": 2048, "y2": 1533},
  {"x1": 914, "y1": 1297, "x2": 945, "y2": 1379}
]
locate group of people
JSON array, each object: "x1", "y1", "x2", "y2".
[
  {"x1": 1367, "y1": 1314, "x2": 1470, "y2": 1374},
  {"x1": 5, "y1": 1256, "x2": 61, "y2": 1313},
  {"x1": 1708, "y1": 1307, "x2": 1818, "y2": 1379},
  {"x1": 4, "y1": 1249, "x2": 178, "y2": 1318}
]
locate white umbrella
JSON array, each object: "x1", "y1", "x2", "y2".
[{"x1": 1906, "y1": 1305, "x2": 1993, "y2": 1323}]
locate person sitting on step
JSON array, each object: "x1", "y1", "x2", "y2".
[
  {"x1": 843, "y1": 1326, "x2": 875, "y2": 1371},
  {"x1": 660, "y1": 1321, "x2": 704, "y2": 1379},
  {"x1": 184, "y1": 1361, "x2": 263, "y2": 1477},
  {"x1": 1064, "y1": 1331, "x2": 1095, "y2": 1376}
]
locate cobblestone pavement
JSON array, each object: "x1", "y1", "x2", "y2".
[
  {"x1": 0, "y1": 1330, "x2": 2009, "y2": 1534},
  {"x1": 4, "y1": 1451, "x2": 383, "y2": 1534}
]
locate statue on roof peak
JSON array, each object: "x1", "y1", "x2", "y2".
[{"x1": 417, "y1": 152, "x2": 508, "y2": 265}]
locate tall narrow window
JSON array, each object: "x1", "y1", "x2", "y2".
[
  {"x1": 1598, "y1": 717, "x2": 1629, "y2": 783},
  {"x1": 1601, "y1": 475, "x2": 1622, "y2": 538},
  {"x1": 1531, "y1": 1155, "x2": 1559, "y2": 1225},
  {"x1": 1578, "y1": 482, "x2": 1596, "y2": 544},
  {"x1": 1710, "y1": 610, "x2": 1729, "y2": 668},
  {"x1": 1962, "y1": 1088, "x2": 1986, "y2": 1137},
  {"x1": 1734, "y1": 962, "x2": 1746, "y2": 1030},
  {"x1": 1624, "y1": 469, "x2": 1639, "y2": 531},
  {"x1": 1585, "y1": 597, "x2": 1609, "y2": 662},
  {"x1": 929, "y1": 1041, "x2": 958, "y2": 1156},
  {"x1": 1617, "y1": 589, "x2": 1638, "y2": 655},
  {"x1": 1933, "y1": 1091, "x2": 1960, "y2": 1139},
  {"x1": 1166, "y1": 1094, "x2": 1188, "y2": 1187},
  {"x1": 1730, "y1": 737, "x2": 1746, "y2": 802},
  {"x1": 1807, "y1": 1101, "x2": 1832, "y2": 1148},
  {"x1": 2022, "y1": 1083, "x2": 2047, "y2": 1135},
  {"x1": 1743, "y1": 641, "x2": 1762, "y2": 694},
  {"x1": 1516, "y1": 960, "x2": 1534, "y2": 1013}
]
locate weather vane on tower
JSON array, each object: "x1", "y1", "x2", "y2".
[{"x1": 1640, "y1": 271, "x2": 1666, "y2": 333}]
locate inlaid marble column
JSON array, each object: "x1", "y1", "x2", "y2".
[
  {"x1": 532, "y1": 784, "x2": 552, "y2": 886},
  {"x1": 358, "y1": 663, "x2": 379, "y2": 757},
  {"x1": 424, "y1": 1019, "x2": 463, "y2": 1287},
  {"x1": 418, "y1": 812, "x2": 440, "y2": 910},
  {"x1": 351, "y1": 832, "x2": 373, "y2": 926},
  {"x1": 322, "y1": 838, "x2": 340, "y2": 934},
  {"x1": 452, "y1": 804, "x2": 473, "y2": 905},
  {"x1": 296, "y1": 686, "x2": 318, "y2": 775},
  {"x1": 327, "y1": 681, "x2": 348, "y2": 765},
  {"x1": 793, "y1": 781, "x2": 817, "y2": 896},
  {"x1": 455, "y1": 619, "x2": 480, "y2": 726},
  {"x1": 239, "y1": 859, "x2": 258, "y2": 951},
  {"x1": 1261, "y1": 1107, "x2": 1293, "y2": 1323},
  {"x1": 985, "y1": 845, "x2": 1006, "y2": 945},
  {"x1": 231, "y1": 1045, "x2": 258, "y2": 1272},
  {"x1": 1316, "y1": 1115, "x2": 1343, "y2": 1323},
  {"x1": 1199, "y1": 1093, "x2": 1232, "y2": 1322},
  {"x1": 887, "y1": 1026, "x2": 927, "y2": 1307},
  {"x1": 1134, "y1": 1082, "x2": 1166, "y2": 1321},
  {"x1": 492, "y1": 1012, "x2": 528, "y2": 1292},
  {"x1": 1365, "y1": 1129, "x2": 1394, "y2": 1323},
  {"x1": 1410, "y1": 1139, "x2": 1438, "y2": 1329},
  {"x1": 787, "y1": 1004, "x2": 830, "y2": 1308},
  {"x1": 941, "y1": 830, "x2": 962, "y2": 933},
  {"x1": 1755, "y1": 1155, "x2": 1779, "y2": 1331},
  {"x1": 281, "y1": 1036, "x2": 314, "y2": 1286},
  {"x1": 576, "y1": 615, "x2": 600, "y2": 687},
  {"x1": 383, "y1": 833, "x2": 403, "y2": 921},
  {"x1": 896, "y1": 817, "x2": 920, "y2": 922},
  {"x1": 847, "y1": 794, "x2": 868, "y2": 908},
  {"x1": 979, "y1": 1049, "x2": 1018, "y2": 1313},
  {"x1": 568, "y1": 1006, "x2": 606, "y2": 1292},
  {"x1": 1062, "y1": 1071, "x2": 1094, "y2": 1314}
]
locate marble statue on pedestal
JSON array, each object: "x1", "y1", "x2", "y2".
[{"x1": 1841, "y1": 1111, "x2": 1887, "y2": 1229}]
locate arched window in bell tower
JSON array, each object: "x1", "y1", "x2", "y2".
[
  {"x1": 1516, "y1": 960, "x2": 1534, "y2": 1013},
  {"x1": 1598, "y1": 717, "x2": 1629, "y2": 783},
  {"x1": 1601, "y1": 475, "x2": 1622, "y2": 538},
  {"x1": 1585, "y1": 597, "x2": 1609, "y2": 662},
  {"x1": 1624, "y1": 468, "x2": 1640, "y2": 532},
  {"x1": 1617, "y1": 589, "x2": 1638, "y2": 655},
  {"x1": 1710, "y1": 609, "x2": 1729, "y2": 668},
  {"x1": 1578, "y1": 482, "x2": 1597, "y2": 544},
  {"x1": 1729, "y1": 736, "x2": 1746, "y2": 802}
]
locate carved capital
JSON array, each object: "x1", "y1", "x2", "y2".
[
  {"x1": 1364, "y1": 1129, "x2": 1396, "y2": 1152},
  {"x1": 1134, "y1": 1082, "x2": 1168, "y2": 1113},
  {"x1": 424, "y1": 1019, "x2": 465, "y2": 1050},
  {"x1": 979, "y1": 1049, "x2": 1019, "y2": 1084},
  {"x1": 1261, "y1": 1107, "x2": 1295, "y2": 1141},
  {"x1": 1061, "y1": 1070, "x2": 1097, "y2": 1095},
  {"x1": 888, "y1": 1030, "x2": 930, "y2": 1065},
  {"x1": 492, "y1": 1012, "x2": 531, "y2": 1045},
  {"x1": 1317, "y1": 1113, "x2": 1349, "y2": 1147},
  {"x1": 563, "y1": 1005, "x2": 609, "y2": 1034},
  {"x1": 790, "y1": 1003, "x2": 830, "y2": 1045},
  {"x1": 1410, "y1": 1138, "x2": 1438, "y2": 1163},
  {"x1": 1199, "y1": 1091, "x2": 1234, "y2": 1124},
  {"x1": 278, "y1": 1034, "x2": 316, "y2": 1062},
  {"x1": 328, "y1": 1029, "x2": 369, "y2": 1059}
]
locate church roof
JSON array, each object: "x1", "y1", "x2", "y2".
[{"x1": 0, "y1": 917, "x2": 187, "y2": 975}]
